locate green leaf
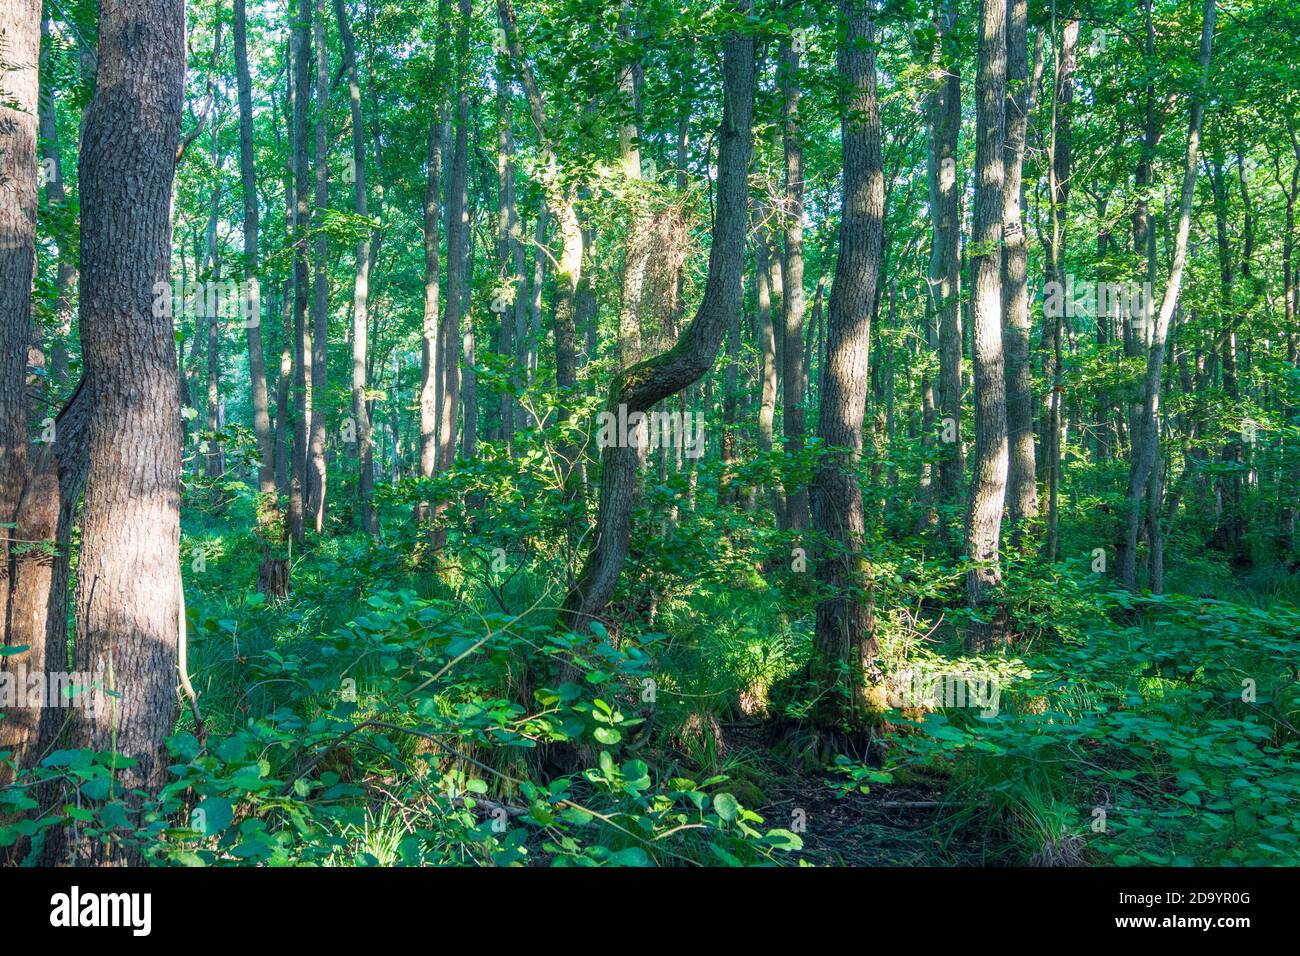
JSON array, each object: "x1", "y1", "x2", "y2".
[{"x1": 713, "y1": 792, "x2": 740, "y2": 822}]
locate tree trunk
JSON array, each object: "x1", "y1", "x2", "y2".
[
  {"x1": 964, "y1": 0, "x2": 1009, "y2": 613},
  {"x1": 562, "y1": 3, "x2": 755, "y2": 629},
  {"x1": 0, "y1": 0, "x2": 43, "y2": 778},
  {"x1": 417, "y1": 0, "x2": 451, "y2": 526},
  {"x1": 754, "y1": 209, "x2": 781, "y2": 520},
  {"x1": 1002, "y1": 0, "x2": 1037, "y2": 531},
  {"x1": 928, "y1": 0, "x2": 963, "y2": 524},
  {"x1": 289, "y1": 0, "x2": 313, "y2": 545},
  {"x1": 61, "y1": 0, "x2": 186, "y2": 863},
  {"x1": 496, "y1": 67, "x2": 518, "y2": 447},
  {"x1": 779, "y1": 27, "x2": 810, "y2": 534},
  {"x1": 808, "y1": 0, "x2": 885, "y2": 729},
  {"x1": 434, "y1": 0, "x2": 472, "y2": 530},
  {"x1": 1120, "y1": 0, "x2": 1216, "y2": 589},
  {"x1": 332, "y1": 0, "x2": 379, "y2": 537},
  {"x1": 1042, "y1": 15, "x2": 1078, "y2": 564},
  {"x1": 306, "y1": 0, "x2": 330, "y2": 534},
  {"x1": 234, "y1": 0, "x2": 276, "y2": 502}
]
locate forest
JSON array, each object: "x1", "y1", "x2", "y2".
[{"x1": 0, "y1": 0, "x2": 1298, "y2": 876}]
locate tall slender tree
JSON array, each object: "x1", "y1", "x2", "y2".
[{"x1": 808, "y1": 0, "x2": 885, "y2": 729}]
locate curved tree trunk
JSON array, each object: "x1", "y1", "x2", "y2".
[{"x1": 562, "y1": 5, "x2": 755, "y2": 630}]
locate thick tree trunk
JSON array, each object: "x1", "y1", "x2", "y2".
[
  {"x1": 808, "y1": 0, "x2": 885, "y2": 729},
  {"x1": 61, "y1": 0, "x2": 186, "y2": 863},
  {"x1": 0, "y1": 0, "x2": 43, "y2": 779},
  {"x1": 964, "y1": 0, "x2": 1009, "y2": 612}
]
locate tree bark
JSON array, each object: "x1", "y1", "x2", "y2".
[
  {"x1": 1042, "y1": 15, "x2": 1077, "y2": 564},
  {"x1": 964, "y1": 0, "x2": 1009, "y2": 611},
  {"x1": 779, "y1": 26, "x2": 810, "y2": 533},
  {"x1": 62, "y1": 0, "x2": 186, "y2": 862},
  {"x1": 306, "y1": 0, "x2": 330, "y2": 533},
  {"x1": 234, "y1": 0, "x2": 276, "y2": 501},
  {"x1": 562, "y1": 4, "x2": 755, "y2": 629},
  {"x1": 928, "y1": 0, "x2": 963, "y2": 522},
  {"x1": 1002, "y1": 0, "x2": 1037, "y2": 530},
  {"x1": 289, "y1": 0, "x2": 314, "y2": 545},
  {"x1": 809, "y1": 0, "x2": 885, "y2": 728},
  {"x1": 0, "y1": 0, "x2": 43, "y2": 778},
  {"x1": 334, "y1": 0, "x2": 379, "y2": 537},
  {"x1": 434, "y1": 0, "x2": 472, "y2": 511},
  {"x1": 1120, "y1": 0, "x2": 1216, "y2": 589},
  {"x1": 417, "y1": 0, "x2": 451, "y2": 525}
]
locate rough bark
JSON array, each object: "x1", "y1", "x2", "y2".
[
  {"x1": 928, "y1": 0, "x2": 963, "y2": 519},
  {"x1": 1002, "y1": 0, "x2": 1037, "y2": 530},
  {"x1": 809, "y1": 0, "x2": 885, "y2": 728},
  {"x1": 779, "y1": 28, "x2": 810, "y2": 533},
  {"x1": 61, "y1": 0, "x2": 186, "y2": 862},
  {"x1": 964, "y1": 0, "x2": 1009, "y2": 610},
  {"x1": 0, "y1": 0, "x2": 43, "y2": 777}
]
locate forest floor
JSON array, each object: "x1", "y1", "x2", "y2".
[{"x1": 728, "y1": 722, "x2": 993, "y2": 866}]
